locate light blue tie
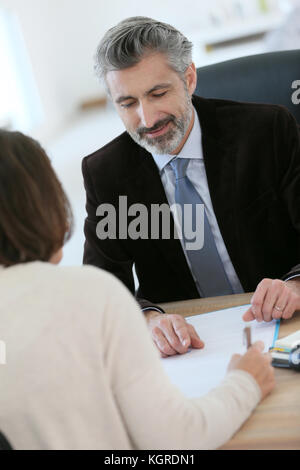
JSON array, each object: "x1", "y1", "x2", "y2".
[{"x1": 170, "y1": 158, "x2": 233, "y2": 297}]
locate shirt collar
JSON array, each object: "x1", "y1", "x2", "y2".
[{"x1": 152, "y1": 106, "x2": 203, "y2": 173}]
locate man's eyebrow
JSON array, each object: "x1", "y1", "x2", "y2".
[
  {"x1": 116, "y1": 95, "x2": 134, "y2": 104},
  {"x1": 115, "y1": 83, "x2": 171, "y2": 104},
  {"x1": 146, "y1": 83, "x2": 171, "y2": 95}
]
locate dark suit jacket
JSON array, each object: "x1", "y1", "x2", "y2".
[{"x1": 82, "y1": 95, "x2": 300, "y2": 310}]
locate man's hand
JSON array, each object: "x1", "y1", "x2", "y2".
[
  {"x1": 144, "y1": 310, "x2": 205, "y2": 357},
  {"x1": 243, "y1": 278, "x2": 300, "y2": 323},
  {"x1": 227, "y1": 341, "x2": 275, "y2": 400}
]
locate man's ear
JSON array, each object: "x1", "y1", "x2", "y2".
[{"x1": 185, "y1": 62, "x2": 197, "y2": 96}]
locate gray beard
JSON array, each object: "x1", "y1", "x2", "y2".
[{"x1": 128, "y1": 99, "x2": 193, "y2": 155}]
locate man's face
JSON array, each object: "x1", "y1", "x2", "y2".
[{"x1": 106, "y1": 53, "x2": 197, "y2": 154}]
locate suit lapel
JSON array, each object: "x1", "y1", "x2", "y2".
[
  {"x1": 193, "y1": 95, "x2": 246, "y2": 287},
  {"x1": 127, "y1": 144, "x2": 199, "y2": 297}
]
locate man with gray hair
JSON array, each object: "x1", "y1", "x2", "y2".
[{"x1": 82, "y1": 17, "x2": 300, "y2": 357}]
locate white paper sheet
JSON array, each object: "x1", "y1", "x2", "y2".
[{"x1": 161, "y1": 304, "x2": 278, "y2": 398}]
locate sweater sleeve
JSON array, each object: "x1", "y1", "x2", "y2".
[{"x1": 99, "y1": 271, "x2": 261, "y2": 450}]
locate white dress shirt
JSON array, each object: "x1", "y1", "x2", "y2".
[{"x1": 152, "y1": 108, "x2": 244, "y2": 295}]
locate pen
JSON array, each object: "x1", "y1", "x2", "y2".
[{"x1": 243, "y1": 326, "x2": 252, "y2": 350}]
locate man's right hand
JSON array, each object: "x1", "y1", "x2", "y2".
[
  {"x1": 227, "y1": 341, "x2": 275, "y2": 400},
  {"x1": 144, "y1": 310, "x2": 204, "y2": 357}
]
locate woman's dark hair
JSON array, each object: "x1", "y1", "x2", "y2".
[{"x1": 0, "y1": 129, "x2": 74, "y2": 266}]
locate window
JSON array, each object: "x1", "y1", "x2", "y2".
[{"x1": 0, "y1": 7, "x2": 42, "y2": 132}]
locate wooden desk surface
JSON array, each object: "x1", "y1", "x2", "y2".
[{"x1": 160, "y1": 294, "x2": 300, "y2": 450}]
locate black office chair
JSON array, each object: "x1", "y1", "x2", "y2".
[
  {"x1": 195, "y1": 49, "x2": 300, "y2": 124},
  {"x1": 0, "y1": 431, "x2": 13, "y2": 450}
]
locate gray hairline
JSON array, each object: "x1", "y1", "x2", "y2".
[{"x1": 94, "y1": 17, "x2": 193, "y2": 96}]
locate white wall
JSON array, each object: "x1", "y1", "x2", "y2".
[
  {"x1": 0, "y1": 0, "x2": 213, "y2": 142},
  {"x1": 0, "y1": 0, "x2": 286, "y2": 142}
]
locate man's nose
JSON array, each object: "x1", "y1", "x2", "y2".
[{"x1": 137, "y1": 101, "x2": 157, "y2": 130}]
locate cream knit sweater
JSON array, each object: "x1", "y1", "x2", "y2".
[{"x1": 0, "y1": 262, "x2": 260, "y2": 450}]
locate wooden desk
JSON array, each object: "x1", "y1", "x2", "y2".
[{"x1": 160, "y1": 293, "x2": 300, "y2": 450}]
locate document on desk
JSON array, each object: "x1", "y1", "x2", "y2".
[{"x1": 161, "y1": 304, "x2": 279, "y2": 398}]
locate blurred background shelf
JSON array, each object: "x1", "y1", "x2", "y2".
[{"x1": 190, "y1": 11, "x2": 286, "y2": 66}]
